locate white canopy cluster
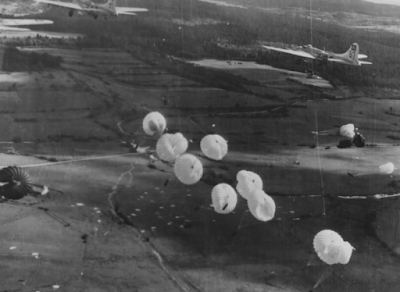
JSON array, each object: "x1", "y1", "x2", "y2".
[
  {"x1": 313, "y1": 229, "x2": 354, "y2": 265},
  {"x1": 142, "y1": 113, "x2": 360, "y2": 268},
  {"x1": 236, "y1": 170, "x2": 275, "y2": 222}
]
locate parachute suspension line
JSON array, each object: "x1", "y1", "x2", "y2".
[
  {"x1": 309, "y1": 0, "x2": 325, "y2": 216},
  {"x1": 10, "y1": 152, "x2": 142, "y2": 168},
  {"x1": 177, "y1": 108, "x2": 182, "y2": 133},
  {"x1": 236, "y1": 210, "x2": 250, "y2": 231},
  {"x1": 187, "y1": 116, "x2": 208, "y2": 135},
  {"x1": 314, "y1": 98, "x2": 326, "y2": 216},
  {"x1": 309, "y1": 0, "x2": 314, "y2": 74}
]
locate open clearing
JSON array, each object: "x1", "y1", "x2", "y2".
[{"x1": 1, "y1": 45, "x2": 400, "y2": 291}]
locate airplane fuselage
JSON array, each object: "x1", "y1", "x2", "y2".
[
  {"x1": 263, "y1": 42, "x2": 371, "y2": 66},
  {"x1": 36, "y1": 0, "x2": 148, "y2": 19},
  {"x1": 301, "y1": 45, "x2": 329, "y2": 61},
  {"x1": 75, "y1": 0, "x2": 118, "y2": 18},
  {"x1": 300, "y1": 44, "x2": 360, "y2": 66}
]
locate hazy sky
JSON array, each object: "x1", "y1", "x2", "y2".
[{"x1": 363, "y1": 0, "x2": 400, "y2": 5}]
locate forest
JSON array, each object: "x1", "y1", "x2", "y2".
[
  {"x1": 6, "y1": 0, "x2": 400, "y2": 89},
  {"x1": 2, "y1": 46, "x2": 63, "y2": 72}
]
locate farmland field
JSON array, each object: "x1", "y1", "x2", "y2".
[
  {"x1": 2, "y1": 0, "x2": 400, "y2": 289},
  {"x1": 1, "y1": 44, "x2": 400, "y2": 291}
]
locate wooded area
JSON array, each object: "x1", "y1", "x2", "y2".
[{"x1": 6, "y1": 0, "x2": 400, "y2": 88}]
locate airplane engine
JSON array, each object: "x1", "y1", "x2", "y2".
[{"x1": 68, "y1": 10, "x2": 74, "y2": 17}]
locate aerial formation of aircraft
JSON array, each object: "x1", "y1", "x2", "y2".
[
  {"x1": 263, "y1": 42, "x2": 372, "y2": 66},
  {"x1": 35, "y1": 0, "x2": 148, "y2": 19},
  {"x1": 0, "y1": 18, "x2": 53, "y2": 32}
]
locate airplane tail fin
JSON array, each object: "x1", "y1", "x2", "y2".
[
  {"x1": 339, "y1": 43, "x2": 359, "y2": 62},
  {"x1": 101, "y1": 0, "x2": 116, "y2": 10}
]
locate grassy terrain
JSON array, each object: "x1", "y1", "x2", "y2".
[{"x1": 2, "y1": 0, "x2": 400, "y2": 291}]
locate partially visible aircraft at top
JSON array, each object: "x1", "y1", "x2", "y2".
[
  {"x1": 0, "y1": 19, "x2": 53, "y2": 31},
  {"x1": 262, "y1": 43, "x2": 372, "y2": 66},
  {"x1": 35, "y1": 0, "x2": 149, "y2": 19}
]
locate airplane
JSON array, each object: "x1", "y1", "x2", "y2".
[
  {"x1": 0, "y1": 19, "x2": 53, "y2": 32},
  {"x1": 35, "y1": 0, "x2": 149, "y2": 19},
  {"x1": 262, "y1": 43, "x2": 372, "y2": 66}
]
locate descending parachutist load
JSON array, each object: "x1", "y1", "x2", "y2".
[
  {"x1": 313, "y1": 229, "x2": 354, "y2": 265},
  {"x1": 236, "y1": 170, "x2": 263, "y2": 200},
  {"x1": 200, "y1": 134, "x2": 228, "y2": 161},
  {"x1": 311, "y1": 123, "x2": 356, "y2": 138},
  {"x1": 142, "y1": 111, "x2": 167, "y2": 137},
  {"x1": 348, "y1": 162, "x2": 397, "y2": 177},
  {"x1": 211, "y1": 183, "x2": 238, "y2": 214},
  {"x1": 311, "y1": 123, "x2": 365, "y2": 148},
  {"x1": 379, "y1": 162, "x2": 396, "y2": 174},
  {"x1": 247, "y1": 189, "x2": 276, "y2": 222},
  {"x1": 174, "y1": 154, "x2": 203, "y2": 185},
  {"x1": 156, "y1": 133, "x2": 188, "y2": 162}
]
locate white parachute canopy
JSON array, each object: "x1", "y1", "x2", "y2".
[
  {"x1": 200, "y1": 134, "x2": 228, "y2": 160},
  {"x1": 156, "y1": 133, "x2": 188, "y2": 162},
  {"x1": 339, "y1": 124, "x2": 356, "y2": 139},
  {"x1": 379, "y1": 162, "x2": 396, "y2": 174},
  {"x1": 211, "y1": 183, "x2": 238, "y2": 214},
  {"x1": 337, "y1": 241, "x2": 354, "y2": 265},
  {"x1": 247, "y1": 189, "x2": 275, "y2": 222},
  {"x1": 142, "y1": 112, "x2": 166, "y2": 136},
  {"x1": 313, "y1": 230, "x2": 355, "y2": 265},
  {"x1": 174, "y1": 154, "x2": 203, "y2": 185},
  {"x1": 236, "y1": 170, "x2": 263, "y2": 200}
]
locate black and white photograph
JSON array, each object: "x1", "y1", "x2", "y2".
[{"x1": 0, "y1": 0, "x2": 399, "y2": 291}]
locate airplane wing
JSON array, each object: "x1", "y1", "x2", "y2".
[
  {"x1": 34, "y1": 0, "x2": 83, "y2": 10},
  {"x1": 262, "y1": 45, "x2": 315, "y2": 59},
  {"x1": 0, "y1": 19, "x2": 53, "y2": 26},
  {"x1": 358, "y1": 54, "x2": 368, "y2": 59},
  {"x1": 0, "y1": 26, "x2": 30, "y2": 31},
  {"x1": 328, "y1": 58, "x2": 372, "y2": 65},
  {"x1": 115, "y1": 7, "x2": 148, "y2": 15},
  {"x1": 327, "y1": 58, "x2": 348, "y2": 63}
]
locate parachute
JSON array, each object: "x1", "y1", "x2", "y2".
[
  {"x1": 211, "y1": 183, "x2": 237, "y2": 214},
  {"x1": 142, "y1": 112, "x2": 166, "y2": 136},
  {"x1": 0, "y1": 166, "x2": 33, "y2": 200},
  {"x1": 247, "y1": 189, "x2": 275, "y2": 222},
  {"x1": 236, "y1": 170, "x2": 263, "y2": 200},
  {"x1": 313, "y1": 229, "x2": 354, "y2": 265},
  {"x1": 313, "y1": 123, "x2": 356, "y2": 139},
  {"x1": 156, "y1": 133, "x2": 188, "y2": 162},
  {"x1": 200, "y1": 134, "x2": 228, "y2": 160},
  {"x1": 174, "y1": 154, "x2": 203, "y2": 185},
  {"x1": 339, "y1": 124, "x2": 356, "y2": 139},
  {"x1": 337, "y1": 241, "x2": 354, "y2": 265},
  {"x1": 379, "y1": 162, "x2": 396, "y2": 174}
]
